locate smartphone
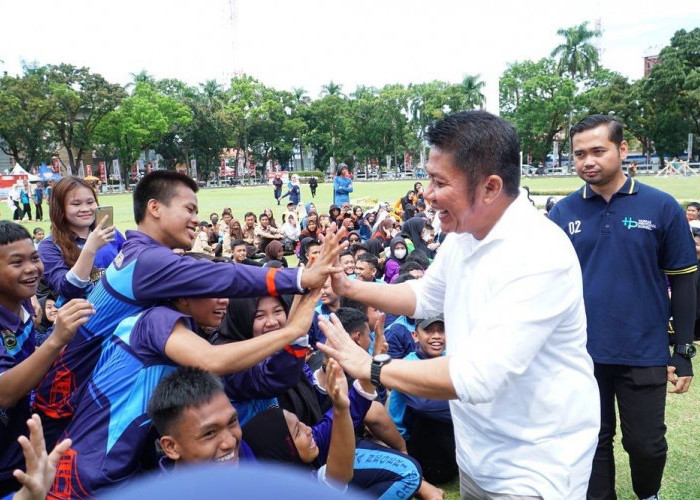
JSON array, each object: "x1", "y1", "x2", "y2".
[{"x1": 94, "y1": 205, "x2": 114, "y2": 227}]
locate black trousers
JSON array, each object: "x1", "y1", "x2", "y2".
[
  {"x1": 587, "y1": 363, "x2": 667, "y2": 500},
  {"x1": 21, "y1": 202, "x2": 32, "y2": 220},
  {"x1": 406, "y1": 415, "x2": 457, "y2": 484},
  {"x1": 34, "y1": 202, "x2": 43, "y2": 221}
]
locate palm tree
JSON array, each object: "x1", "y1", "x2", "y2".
[
  {"x1": 551, "y1": 22, "x2": 601, "y2": 169},
  {"x1": 459, "y1": 74, "x2": 486, "y2": 109},
  {"x1": 320, "y1": 80, "x2": 343, "y2": 97},
  {"x1": 551, "y1": 22, "x2": 601, "y2": 80}
]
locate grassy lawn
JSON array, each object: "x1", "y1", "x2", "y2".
[{"x1": 13, "y1": 174, "x2": 700, "y2": 498}]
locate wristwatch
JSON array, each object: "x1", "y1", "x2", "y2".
[
  {"x1": 370, "y1": 354, "x2": 392, "y2": 387},
  {"x1": 674, "y1": 343, "x2": 697, "y2": 359}
]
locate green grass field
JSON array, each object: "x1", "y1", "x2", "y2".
[{"x1": 12, "y1": 174, "x2": 700, "y2": 498}]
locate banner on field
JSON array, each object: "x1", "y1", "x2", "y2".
[
  {"x1": 99, "y1": 161, "x2": 107, "y2": 182},
  {"x1": 112, "y1": 159, "x2": 120, "y2": 180}
]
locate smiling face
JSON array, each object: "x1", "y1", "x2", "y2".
[
  {"x1": 0, "y1": 239, "x2": 44, "y2": 310},
  {"x1": 283, "y1": 409, "x2": 319, "y2": 463},
  {"x1": 354, "y1": 261, "x2": 376, "y2": 282},
  {"x1": 412, "y1": 321, "x2": 446, "y2": 358},
  {"x1": 154, "y1": 184, "x2": 200, "y2": 250},
  {"x1": 162, "y1": 392, "x2": 241, "y2": 465},
  {"x1": 232, "y1": 244, "x2": 247, "y2": 263},
  {"x1": 252, "y1": 296, "x2": 287, "y2": 337},
  {"x1": 423, "y1": 148, "x2": 476, "y2": 235},
  {"x1": 339, "y1": 254, "x2": 355, "y2": 275},
  {"x1": 175, "y1": 297, "x2": 228, "y2": 328},
  {"x1": 64, "y1": 186, "x2": 97, "y2": 233},
  {"x1": 687, "y1": 206, "x2": 699, "y2": 222},
  {"x1": 44, "y1": 298, "x2": 58, "y2": 323}
]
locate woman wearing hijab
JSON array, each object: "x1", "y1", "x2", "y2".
[
  {"x1": 384, "y1": 236, "x2": 408, "y2": 283},
  {"x1": 358, "y1": 212, "x2": 375, "y2": 241},
  {"x1": 372, "y1": 217, "x2": 396, "y2": 247},
  {"x1": 401, "y1": 216, "x2": 436, "y2": 259},
  {"x1": 261, "y1": 240, "x2": 288, "y2": 267}
]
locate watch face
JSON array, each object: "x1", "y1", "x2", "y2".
[
  {"x1": 689, "y1": 345, "x2": 697, "y2": 356},
  {"x1": 374, "y1": 353, "x2": 391, "y2": 363}
]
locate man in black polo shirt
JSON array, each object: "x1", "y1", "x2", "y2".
[{"x1": 549, "y1": 115, "x2": 697, "y2": 500}]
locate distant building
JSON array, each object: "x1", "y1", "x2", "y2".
[{"x1": 644, "y1": 55, "x2": 661, "y2": 77}]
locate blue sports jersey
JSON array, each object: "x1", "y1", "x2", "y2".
[
  {"x1": 0, "y1": 299, "x2": 36, "y2": 481},
  {"x1": 49, "y1": 306, "x2": 186, "y2": 499},
  {"x1": 34, "y1": 230, "x2": 303, "y2": 424}
]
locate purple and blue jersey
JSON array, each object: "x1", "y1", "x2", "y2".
[
  {"x1": 34, "y1": 230, "x2": 303, "y2": 425},
  {"x1": 0, "y1": 299, "x2": 37, "y2": 481},
  {"x1": 49, "y1": 306, "x2": 185, "y2": 498},
  {"x1": 39, "y1": 232, "x2": 126, "y2": 301}
]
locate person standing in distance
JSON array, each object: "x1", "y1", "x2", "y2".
[
  {"x1": 317, "y1": 110, "x2": 600, "y2": 499},
  {"x1": 548, "y1": 115, "x2": 696, "y2": 500},
  {"x1": 333, "y1": 165, "x2": 353, "y2": 206}
]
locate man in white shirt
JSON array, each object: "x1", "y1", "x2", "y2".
[{"x1": 318, "y1": 110, "x2": 600, "y2": 499}]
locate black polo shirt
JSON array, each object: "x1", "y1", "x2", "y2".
[{"x1": 548, "y1": 177, "x2": 697, "y2": 366}]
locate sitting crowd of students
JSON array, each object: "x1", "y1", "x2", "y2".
[{"x1": 0, "y1": 170, "x2": 456, "y2": 500}]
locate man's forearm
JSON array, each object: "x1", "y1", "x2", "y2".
[
  {"x1": 377, "y1": 356, "x2": 457, "y2": 400},
  {"x1": 343, "y1": 280, "x2": 416, "y2": 317}
]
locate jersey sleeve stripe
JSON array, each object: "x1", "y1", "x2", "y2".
[{"x1": 663, "y1": 265, "x2": 698, "y2": 275}]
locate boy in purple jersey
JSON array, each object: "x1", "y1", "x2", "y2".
[
  {"x1": 0, "y1": 221, "x2": 93, "y2": 497},
  {"x1": 150, "y1": 361, "x2": 368, "y2": 492},
  {"x1": 48, "y1": 279, "x2": 321, "y2": 499},
  {"x1": 32, "y1": 171, "x2": 344, "y2": 446}
]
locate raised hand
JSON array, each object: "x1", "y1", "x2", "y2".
[
  {"x1": 300, "y1": 223, "x2": 346, "y2": 290},
  {"x1": 12, "y1": 414, "x2": 72, "y2": 500},
  {"x1": 84, "y1": 215, "x2": 115, "y2": 253},
  {"x1": 50, "y1": 299, "x2": 95, "y2": 345},
  {"x1": 326, "y1": 359, "x2": 350, "y2": 411}
]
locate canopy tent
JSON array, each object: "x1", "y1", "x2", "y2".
[{"x1": 11, "y1": 163, "x2": 41, "y2": 182}]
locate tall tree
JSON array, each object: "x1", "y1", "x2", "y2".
[
  {"x1": 0, "y1": 67, "x2": 56, "y2": 170},
  {"x1": 45, "y1": 64, "x2": 126, "y2": 174},
  {"x1": 550, "y1": 22, "x2": 601, "y2": 80},
  {"x1": 500, "y1": 59, "x2": 575, "y2": 166},
  {"x1": 94, "y1": 82, "x2": 191, "y2": 185}
]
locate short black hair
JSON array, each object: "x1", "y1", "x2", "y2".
[
  {"x1": 259, "y1": 213, "x2": 268, "y2": 221},
  {"x1": 416, "y1": 200, "x2": 426, "y2": 210},
  {"x1": 244, "y1": 211, "x2": 256, "y2": 219},
  {"x1": 393, "y1": 273, "x2": 417, "y2": 284},
  {"x1": 147, "y1": 366, "x2": 225, "y2": 436},
  {"x1": 406, "y1": 250, "x2": 429, "y2": 270},
  {"x1": 0, "y1": 221, "x2": 32, "y2": 246},
  {"x1": 570, "y1": 115, "x2": 623, "y2": 148},
  {"x1": 133, "y1": 171, "x2": 198, "y2": 224},
  {"x1": 305, "y1": 239, "x2": 321, "y2": 254},
  {"x1": 687, "y1": 202, "x2": 700, "y2": 211},
  {"x1": 351, "y1": 243, "x2": 368, "y2": 257},
  {"x1": 426, "y1": 110, "x2": 520, "y2": 202},
  {"x1": 402, "y1": 205, "x2": 416, "y2": 221},
  {"x1": 399, "y1": 261, "x2": 423, "y2": 275},
  {"x1": 356, "y1": 252, "x2": 378, "y2": 270},
  {"x1": 339, "y1": 250, "x2": 354, "y2": 260},
  {"x1": 335, "y1": 307, "x2": 369, "y2": 335},
  {"x1": 340, "y1": 297, "x2": 368, "y2": 314},
  {"x1": 231, "y1": 239, "x2": 247, "y2": 248},
  {"x1": 32, "y1": 227, "x2": 44, "y2": 235}
]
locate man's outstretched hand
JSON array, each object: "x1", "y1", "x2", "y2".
[{"x1": 316, "y1": 313, "x2": 372, "y2": 381}]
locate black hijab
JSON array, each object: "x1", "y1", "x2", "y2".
[{"x1": 401, "y1": 216, "x2": 434, "y2": 258}]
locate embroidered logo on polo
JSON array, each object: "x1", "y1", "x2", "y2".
[
  {"x1": 622, "y1": 217, "x2": 657, "y2": 230},
  {"x1": 1, "y1": 329, "x2": 17, "y2": 351}
]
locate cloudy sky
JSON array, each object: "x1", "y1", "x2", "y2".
[{"x1": 1, "y1": 0, "x2": 698, "y2": 112}]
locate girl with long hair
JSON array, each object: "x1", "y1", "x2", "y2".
[{"x1": 38, "y1": 177, "x2": 125, "y2": 300}]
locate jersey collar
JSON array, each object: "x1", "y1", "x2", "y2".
[{"x1": 581, "y1": 175, "x2": 638, "y2": 200}]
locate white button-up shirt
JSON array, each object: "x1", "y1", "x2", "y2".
[{"x1": 409, "y1": 193, "x2": 600, "y2": 498}]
